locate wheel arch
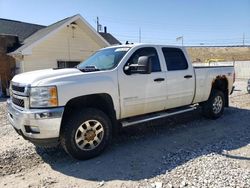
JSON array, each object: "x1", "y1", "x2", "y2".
[
  {"x1": 211, "y1": 76, "x2": 229, "y2": 107},
  {"x1": 60, "y1": 93, "x2": 117, "y2": 134}
]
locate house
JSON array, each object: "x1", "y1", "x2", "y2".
[
  {"x1": 0, "y1": 35, "x2": 18, "y2": 96},
  {"x1": 0, "y1": 14, "x2": 121, "y2": 95},
  {"x1": 0, "y1": 18, "x2": 46, "y2": 94}
]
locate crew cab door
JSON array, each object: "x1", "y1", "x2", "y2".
[
  {"x1": 118, "y1": 47, "x2": 167, "y2": 118},
  {"x1": 161, "y1": 47, "x2": 195, "y2": 109}
]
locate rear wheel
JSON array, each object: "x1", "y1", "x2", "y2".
[
  {"x1": 201, "y1": 89, "x2": 225, "y2": 119},
  {"x1": 60, "y1": 108, "x2": 112, "y2": 160}
]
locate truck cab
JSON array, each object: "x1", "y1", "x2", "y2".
[{"x1": 117, "y1": 45, "x2": 196, "y2": 118}]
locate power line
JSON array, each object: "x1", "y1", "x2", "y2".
[
  {"x1": 116, "y1": 34, "x2": 250, "y2": 43},
  {"x1": 87, "y1": 14, "x2": 243, "y2": 28},
  {"x1": 95, "y1": 16, "x2": 249, "y2": 46},
  {"x1": 117, "y1": 36, "x2": 249, "y2": 46}
]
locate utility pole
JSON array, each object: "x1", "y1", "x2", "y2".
[
  {"x1": 139, "y1": 27, "x2": 141, "y2": 43},
  {"x1": 243, "y1": 33, "x2": 245, "y2": 46},
  {"x1": 96, "y1": 17, "x2": 102, "y2": 32},
  {"x1": 176, "y1": 36, "x2": 184, "y2": 46},
  {"x1": 96, "y1": 17, "x2": 99, "y2": 32}
]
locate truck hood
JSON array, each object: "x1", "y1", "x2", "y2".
[{"x1": 12, "y1": 68, "x2": 81, "y2": 86}]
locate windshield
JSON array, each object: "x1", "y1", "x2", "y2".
[{"x1": 77, "y1": 47, "x2": 130, "y2": 71}]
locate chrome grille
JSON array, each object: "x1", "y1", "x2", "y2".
[
  {"x1": 11, "y1": 82, "x2": 29, "y2": 96},
  {"x1": 12, "y1": 85, "x2": 25, "y2": 93},
  {"x1": 12, "y1": 96, "x2": 25, "y2": 108}
]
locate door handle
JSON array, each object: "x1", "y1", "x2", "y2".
[
  {"x1": 154, "y1": 78, "x2": 165, "y2": 82},
  {"x1": 184, "y1": 75, "x2": 193, "y2": 79}
]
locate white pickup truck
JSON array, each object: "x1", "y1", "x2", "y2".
[{"x1": 7, "y1": 44, "x2": 235, "y2": 160}]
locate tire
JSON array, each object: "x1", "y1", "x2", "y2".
[
  {"x1": 60, "y1": 108, "x2": 112, "y2": 160},
  {"x1": 201, "y1": 89, "x2": 225, "y2": 119}
]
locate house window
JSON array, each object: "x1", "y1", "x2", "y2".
[{"x1": 57, "y1": 61, "x2": 80, "y2": 68}]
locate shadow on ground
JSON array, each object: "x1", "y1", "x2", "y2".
[
  {"x1": 0, "y1": 97, "x2": 7, "y2": 102},
  {"x1": 36, "y1": 106, "x2": 250, "y2": 181}
]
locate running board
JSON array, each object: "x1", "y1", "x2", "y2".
[{"x1": 121, "y1": 106, "x2": 197, "y2": 127}]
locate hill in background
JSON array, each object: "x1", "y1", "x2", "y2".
[{"x1": 187, "y1": 46, "x2": 250, "y2": 63}]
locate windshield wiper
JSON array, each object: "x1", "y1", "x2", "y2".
[{"x1": 78, "y1": 65, "x2": 100, "y2": 72}]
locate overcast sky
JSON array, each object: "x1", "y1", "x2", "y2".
[{"x1": 0, "y1": 0, "x2": 249, "y2": 46}]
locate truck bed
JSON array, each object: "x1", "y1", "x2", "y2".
[{"x1": 193, "y1": 65, "x2": 234, "y2": 104}]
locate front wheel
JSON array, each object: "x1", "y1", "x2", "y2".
[
  {"x1": 60, "y1": 108, "x2": 112, "y2": 160},
  {"x1": 201, "y1": 90, "x2": 225, "y2": 119}
]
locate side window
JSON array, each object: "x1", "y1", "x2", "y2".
[
  {"x1": 162, "y1": 48, "x2": 188, "y2": 71},
  {"x1": 126, "y1": 47, "x2": 161, "y2": 73}
]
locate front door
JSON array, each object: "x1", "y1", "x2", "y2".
[{"x1": 118, "y1": 47, "x2": 167, "y2": 118}]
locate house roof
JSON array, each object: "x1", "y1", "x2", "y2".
[
  {"x1": 0, "y1": 18, "x2": 45, "y2": 42},
  {"x1": 13, "y1": 15, "x2": 79, "y2": 54},
  {"x1": 99, "y1": 32, "x2": 121, "y2": 45},
  {"x1": 9, "y1": 14, "x2": 114, "y2": 55},
  {"x1": 2, "y1": 14, "x2": 120, "y2": 55}
]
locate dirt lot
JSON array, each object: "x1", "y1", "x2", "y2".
[{"x1": 0, "y1": 80, "x2": 250, "y2": 188}]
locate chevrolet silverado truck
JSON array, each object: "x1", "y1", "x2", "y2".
[{"x1": 7, "y1": 44, "x2": 235, "y2": 160}]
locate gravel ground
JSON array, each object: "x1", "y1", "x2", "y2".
[{"x1": 0, "y1": 80, "x2": 250, "y2": 188}]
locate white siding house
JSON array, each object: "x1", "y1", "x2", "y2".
[{"x1": 10, "y1": 14, "x2": 113, "y2": 73}]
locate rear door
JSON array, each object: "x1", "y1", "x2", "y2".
[
  {"x1": 161, "y1": 47, "x2": 195, "y2": 109},
  {"x1": 118, "y1": 47, "x2": 167, "y2": 118}
]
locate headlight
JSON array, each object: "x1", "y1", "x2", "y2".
[{"x1": 29, "y1": 86, "x2": 58, "y2": 108}]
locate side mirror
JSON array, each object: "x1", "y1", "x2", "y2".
[{"x1": 125, "y1": 56, "x2": 152, "y2": 74}]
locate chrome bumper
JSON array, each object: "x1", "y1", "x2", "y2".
[{"x1": 7, "y1": 99, "x2": 64, "y2": 140}]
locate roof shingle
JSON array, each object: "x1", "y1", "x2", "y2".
[
  {"x1": 99, "y1": 32, "x2": 121, "y2": 45},
  {"x1": 0, "y1": 18, "x2": 45, "y2": 42}
]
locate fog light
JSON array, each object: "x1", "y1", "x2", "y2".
[
  {"x1": 25, "y1": 125, "x2": 40, "y2": 134},
  {"x1": 30, "y1": 126, "x2": 40, "y2": 133}
]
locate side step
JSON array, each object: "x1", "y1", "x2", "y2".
[{"x1": 121, "y1": 106, "x2": 197, "y2": 127}]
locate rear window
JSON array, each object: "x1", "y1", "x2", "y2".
[{"x1": 162, "y1": 48, "x2": 188, "y2": 71}]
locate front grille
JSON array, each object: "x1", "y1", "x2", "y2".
[
  {"x1": 12, "y1": 85, "x2": 25, "y2": 93},
  {"x1": 12, "y1": 96, "x2": 25, "y2": 108}
]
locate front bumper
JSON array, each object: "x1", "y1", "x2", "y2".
[{"x1": 7, "y1": 99, "x2": 64, "y2": 145}]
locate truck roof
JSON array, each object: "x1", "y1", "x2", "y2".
[{"x1": 105, "y1": 43, "x2": 184, "y2": 49}]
